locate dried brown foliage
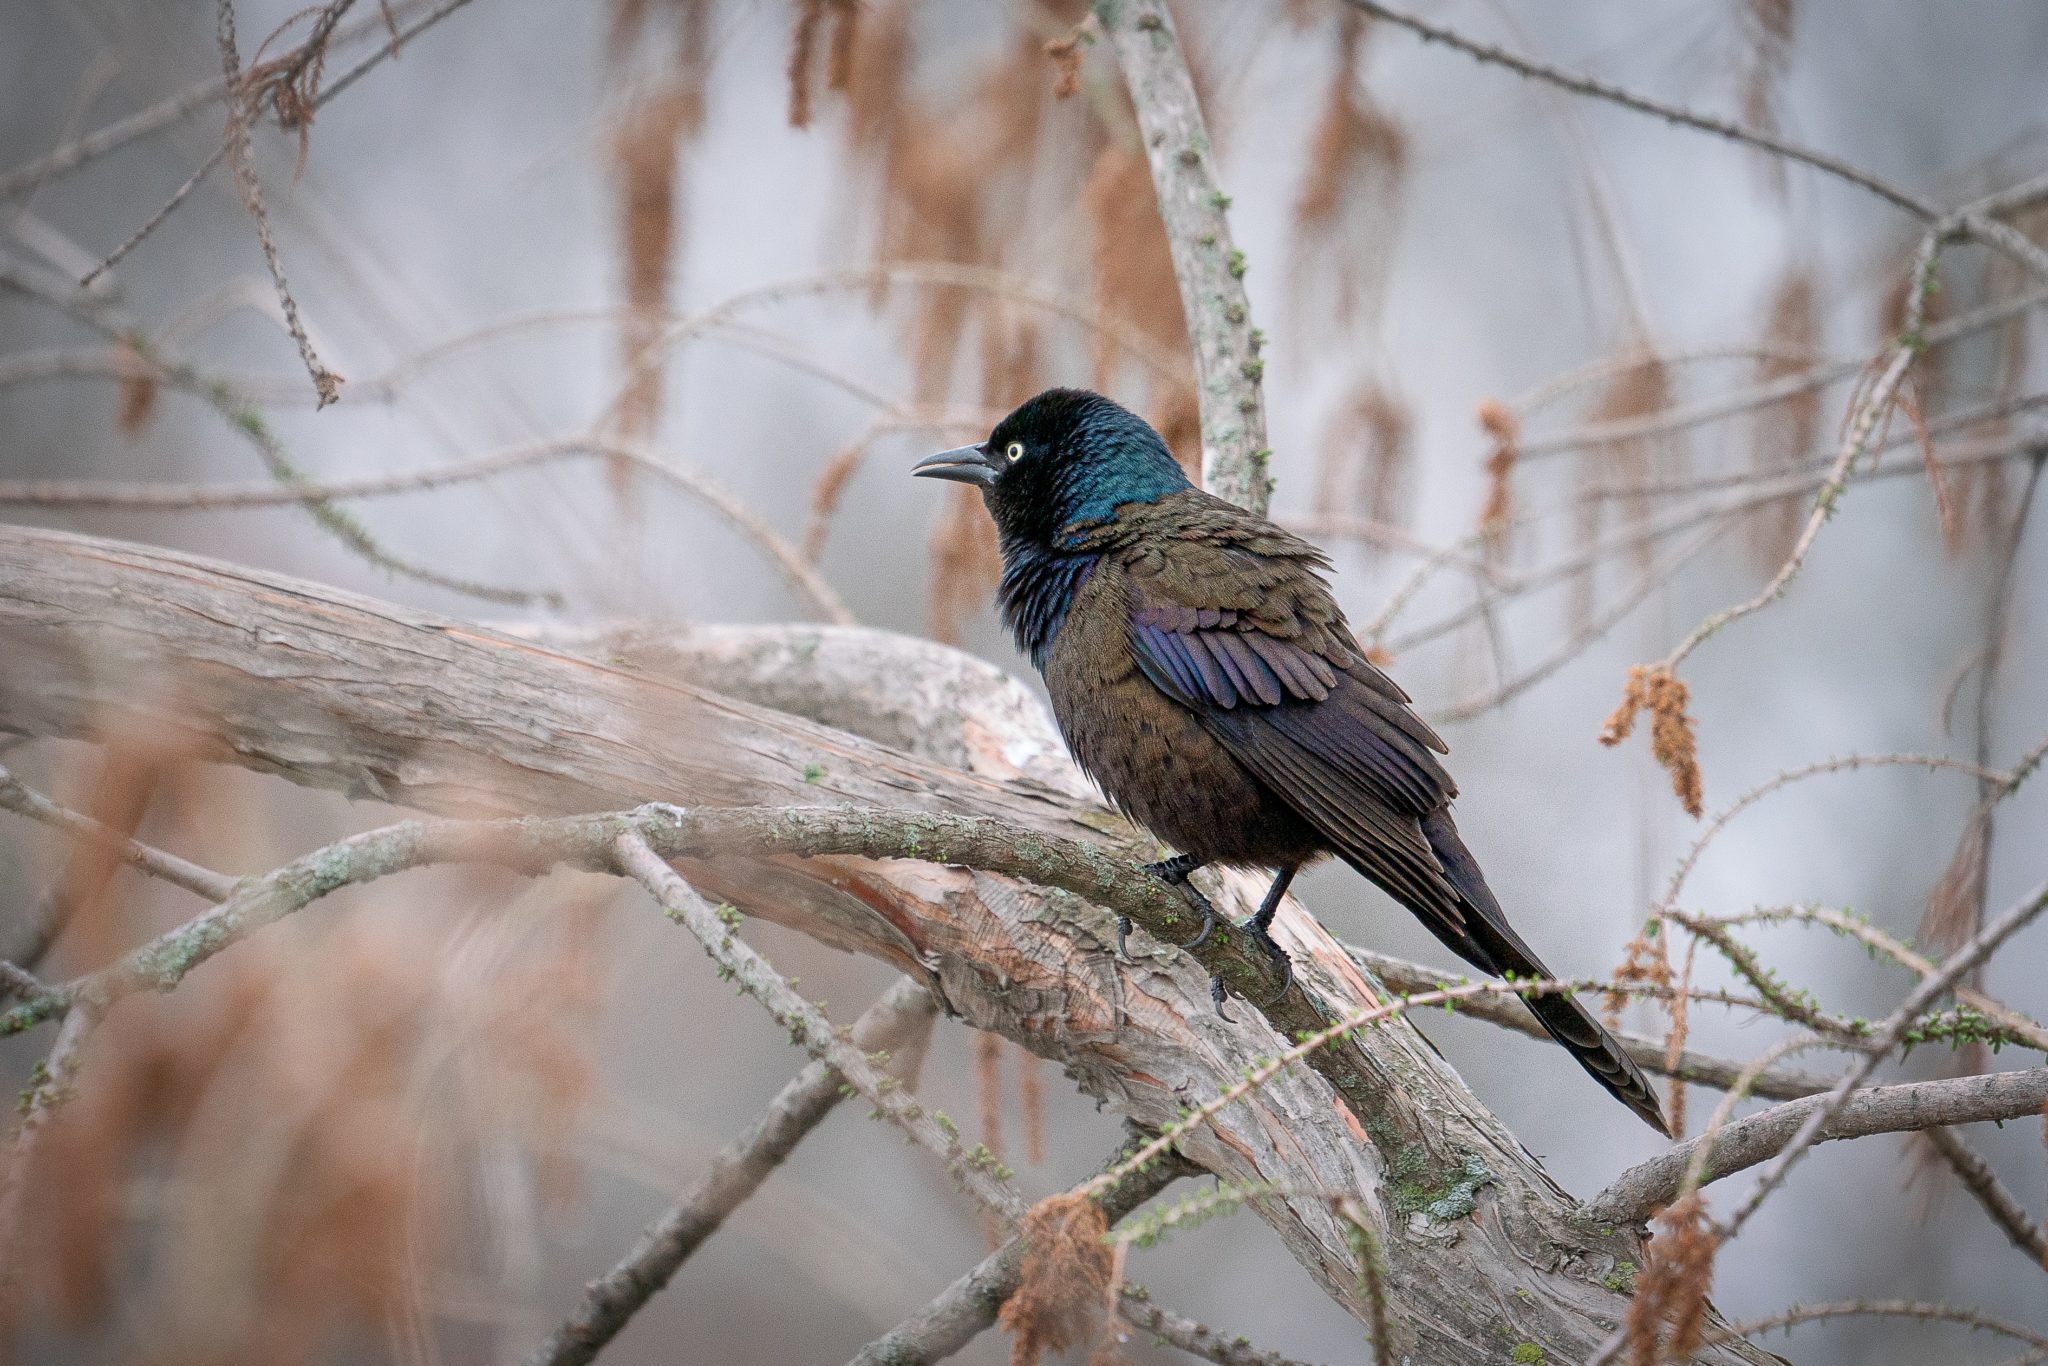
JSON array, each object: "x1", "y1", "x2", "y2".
[
  {"x1": 1574, "y1": 353, "x2": 1675, "y2": 628},
  {"x1": 787, "y1": 0, "x2": 860, "y2": 130},
  {"x1": 10, "y1": 877, "x2": 603, "y2": 1361},
  {"x1": 1019, "y1": 1049, "x2": 1046, "y2": 1166},
  {"x1": 928, "y1": 481, "x2": 1005, "y2": 644},
  {"x1": 1924, "y1": 808, "x2": 1990, "y2": 954},
  {"x1": 1604, "y1": 921, "x2": 1673, "y2": 1028},
  {"x1": 1150, "y1": 384, "x2": 1202, "y2": 474},
  {"x1": 34, "y1": 729, "x2": 192, "y2": 976},
  {"x1": 606, "y1": 0, "x2": 712, "y2": 478},
  {"x1": 1601, "y1": 664, "x2": 1704, "y2": 818},
  {"x1": 1317, "y1": 380, "x2": 1415, "y2": 536},
  {"x1": 1084, "y1": 143, "x2": 1186, "y2": 386},
  {"x1": 1476, "y1": 397, "x2": 1520, "y2": 558},
  {"x1": 1901, "y1": 381, "x2": 1962, "y2": 550},
  {"x1": 999, "y1": 1191, "x2": 1124, "y2": 1366},
  {"x1": 1736, "y1": 0, "x2": 1796, "y2": 196},
  {"x1": 1747, "y1": 266, "x2": 1820, "y2": 568},
  {"x1": 804, "y1": 437, "x2": 868, "y2": 563},
  {"x1": 1290, "y1": 11, "x2": 1406, "y2": 338},
  {"x1": 1625, "y1": 1192, "x2": 1721, "y2": 1365},
  {"x1": 113, "y1": 338, "x2": 158, "y2": 439},
  {"x1": 1045, "y1": 28, "x2": 1086, "y2": 100}
]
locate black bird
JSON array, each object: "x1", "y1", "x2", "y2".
[{"x1": 913, "y1": 387, "x2": 1668, "y2": 1134}]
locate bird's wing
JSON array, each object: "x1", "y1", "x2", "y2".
[{"x1": 1120, "y1": 539, "x2": 1470, "y2": 932}]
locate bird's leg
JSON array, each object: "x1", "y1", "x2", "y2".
[
  {"x1": 1234, "y1": 865, "x2": 1298, "y2": 1006},
  {"x1": 1132, "y1": 852, "x2": 1218, "y2": 955}
]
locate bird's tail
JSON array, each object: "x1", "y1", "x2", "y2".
[{"x1": 1414, "y1": 811, "x2": 1671, "y2": 1137}]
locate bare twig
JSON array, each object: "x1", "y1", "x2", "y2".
[
  {"x1": 215, "y1": 0, "x2": 344, "y2": 406},
  {"x1": 1919, "y1": 1127, "x2": 2048, "y2": 1270},
  {"x1": 1661, "y1": 232, "x2": 1935, "y2": 673},
  {"x1": 1341, "y1": 0, "x2": 1938, "y2": 218},
  {"x1": 0, "y1": 258, "x2": 548, "y2": 606},
  {"x1": 0, "y1": 999, "x2": 104, "y2": 1294},
  {"x1": 526, "y1": 976, "x2": 938, "y2": 1366},
  {"x1": 1114, "y1": 1287, "x2": 1322, "y2": 1366},
  {"x1": 1339, "y1": 943, "x2": 1838, "y2": 1102},
  {"x1": 1623, "y1": 878, "x2": 2048, "y2": 1238},
  {"x1": 1093, "y1": 0, "x2": 1271, "y2": 512},
  {"x1": 0, "y1": 435, "x2": 850, "y2": 624},
  {"x1": 1703, "y1": 1298, "x2": 2048, "y2": 1352},
  {"x1": 0, "y1": 762, "x2": 236, "y2": 903},
  {"x1": 1587, "y1": 1067, "x2": 2048, "y2": 1225}
]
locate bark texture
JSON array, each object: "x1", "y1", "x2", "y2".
[{"x1": 0, "y1": 525, "x2": 1779, "y2": 1363}]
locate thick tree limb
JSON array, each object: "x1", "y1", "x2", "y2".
[
  {"x1": 1093, "y1": 0, "x2": 1271, "y2": 513},
  {"x1": 0, "y1": 526, "x2": 1783, "y2": 1363}
]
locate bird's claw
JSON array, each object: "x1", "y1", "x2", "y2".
[
  {"x1": 1175, "y1": 890, "x2": 1218, "y2": 950},
  {"x1": 1238, "y1": 917, "x2": 1295, "y2": 1006},
  {"x1": 1115, "y1": 914, "x2": 1132, "y2": 962},
  {"x1": 1209, "y1": 973, "x2": 1232, "y2": 1020},
  {"x1": 1141, "y1": 856, "x2": 1219, "y2": 949}
]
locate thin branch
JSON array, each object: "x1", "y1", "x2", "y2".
[
  {"x1": 1661, "y1": 232, "x2": 1934, "y2": 672},
  {"x1": 1114, "y1": 1288, "x2": 1322, "y2": 1366},
  {"x1": 1704, "y1": 1299, "x2": 2048, "y2": 1353},
  {"x1": 526, "y1": 976, "x2": 938, "y2": 1366},
  {"x1": 609, "y1": 833, "x2": 1026, "y2": 1223},
  {"x1": 1600, "y1": 879, "x2": 2048, "y2": 1235},
  {"x1": 0, "y1": 999, "x2": 104, "y2": 1296},
  {"x1": 0, "y1": 798, "x2": 1284, "y2": 1043},
  {"x1": 1340, "y1": 944, "x2": 1838, "y2": 1102},
  {"x1": 215, "y1": 0, "x2": 344, "y2": 406},
  {"x1": 1093, "y1": 0, "x2": 1272, "y2": 512},
  {"x1": 846, "y1": 1129, "x2": 1195, "y2": 1366},
  {"x1": 1341, "y1": 0, "x2": 1939, "y2": 218},
  {"x1": 1919, "y1": 1127, "x2": 2048, "y2": 1271},
  {"x1": 1586, "y1": 1066, "x2": 2048, "y2": 1225},
  {"x1": 1510, "y1": 288, "x2": 2048, "y2": 462},
  {"x1": 0, "y1": 762, "x2": 236, "y2": 903},
  {"x1": 79, "y1": 0, "x2": 484, "y2": 286},
  {"x1": 0, "y1": 259, "x2": 550, "y2": 606},
  {"x1": 0, "y1": 436, "x2": 851, "y2": 624},
  {"x1": 0, "y1": 0, "x2": 449, "y2": 201}
]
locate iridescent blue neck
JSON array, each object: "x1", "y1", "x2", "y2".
[
  {"x1": 1050, "y1": 459, "x2": 1190, "y2": 545},
  {"x1": 996, "y1": 542, "x2": 1097, "y2": 667}
]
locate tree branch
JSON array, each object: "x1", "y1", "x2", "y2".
[
  {"x1": 526, "y1": 976, "x2": 938, "y2": 1366},
  {"x1": 1093, "y1": 0, "x2": 1271, "y2": 512},
  {"x1": 1587, "y1": 1067, "x2": 2048, "y2": 1225},
  {"x1": 1341, "y1": 0, "x2": 1938, "y2": 219},
  {"x1": 0, "y1": 526, "x2": 1784, "y2": 1362}
]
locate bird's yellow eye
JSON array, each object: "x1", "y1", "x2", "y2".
[{"x1": 1004, "y1": 441, "x2": 1025, "y2": 463}]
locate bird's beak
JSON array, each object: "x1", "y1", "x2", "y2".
[{"x1": 912, "y1": 443, "x2": 998, "y2": 487}]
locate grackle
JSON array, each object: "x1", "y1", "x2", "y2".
[{"x1": 914, "y1": 387, "x2": 1667, "y2": 1134}]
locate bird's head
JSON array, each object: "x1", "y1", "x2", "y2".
[{"x1": 912, "y1": 388, "x2": 1192, "y2": 548}]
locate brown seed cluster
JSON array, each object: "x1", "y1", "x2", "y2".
[
  {"x1": 999, "y1": 1191, "x2": 1125, "y2": 1366},
  {"x1": 1601, "y1": 664, "x2": 1705, "y2": 818},
  {"x1": 1624, "y1": 1192, "x2": 1721, "y2": 1364}
]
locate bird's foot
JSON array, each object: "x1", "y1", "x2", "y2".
[
  {"x1": 1235, "y1": 916, "x2": 1295, "y2": 1006},
  {"x1": 1114, "y1": 914, "x2": 1132, "y2": 961},
  {"x1": 1141, "y1": 855, "x2": 1219, "y2": 949},
  {"x1": 1209, "y1": 973, "x2": 1232, "y2": 1021}
]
